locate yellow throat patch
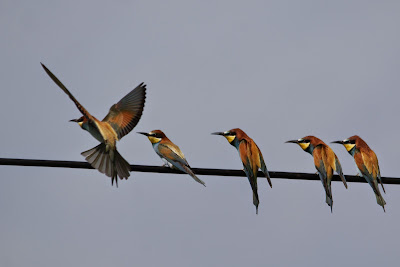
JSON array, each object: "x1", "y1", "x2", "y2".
[
  {"x1": 343, "y1": 143, "x2": 355, "y2": 152},
  {"x1": 148, "y1": 136, "x2": 162, "y2": 144},
  {"x1": 298, "y1": 142, "x2": 310, "y2": 150},
  {"x1": 224, "y1": 135, "x2": 235, "y2": 143}
]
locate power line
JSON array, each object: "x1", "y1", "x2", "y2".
[{"x1": 1, "y1": 157, "x2": 399, "y2": 185}]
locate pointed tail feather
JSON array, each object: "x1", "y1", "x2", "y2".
[
  {"x1": 326, "y1": 195, "x2": 333, "y2": 213},
  {"x1": 253, "y1": 192, "x2": 259, "y2": 214},
  {"x1": 375, "y1": 193, "x2": 386, "y2": 212},
  {"x1": 182, "y1": 165, "x2": 206, "y2": 186},
  {"x1": 81, "y1": 143, "x2": 130, "y2": 186}
]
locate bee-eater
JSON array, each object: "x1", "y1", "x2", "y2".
[
  {"x1": 41, "y1": 63, "x2": 146, "y2": 187},
  {"x1": 286, "y1": 136, "x2": 347, "y2": 212},
  {"x1": 212, "y1": 128, "x2": 272, "y2": 214},
  {"x1": 138, "y1": 130, "x2": 206, "y2": 186},
  {"x1": 332, "y1": 136, "x2": 386, "y2": 211}
]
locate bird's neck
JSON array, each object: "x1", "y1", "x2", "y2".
[
  {"x1": 230, "y1": 138, "x2": 240, "y2": 149},
  {"x1": 152, "y1": 141, "x2": 161, "y2": 149},
  {"x1": 347, "y1": 146, "x2": 356, "y2": 157},
  {"x1": 305, "y1": 144, "x2": 314, "y2": 155}
]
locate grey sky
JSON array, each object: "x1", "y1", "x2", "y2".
[{"x1": 1, "y1": 1, "x2": 400, "y2": 266}]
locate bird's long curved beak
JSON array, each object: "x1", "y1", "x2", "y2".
[
  {"x1": 211, "y1": 132, "x2": 225, "y2": 136},
  {"x1": 137, "y1": 132, "x2": 150, "y2": 136},
  {"x1": 285, "y1": 140, "x2": 298, "y2": 144},
  {"x1": 331, "y1": 140, "x2": 344, "y2": 144},
  {"x1": 69, "y1": 119, "x2": 79, "y2": 122}
]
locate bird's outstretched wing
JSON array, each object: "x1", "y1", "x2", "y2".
[
  {"x1": 103, "y1": 83, "x2": 146, "y2": 140},
  {"x1": 41, "y1": 63, "x2": 93, "y2": 120}
]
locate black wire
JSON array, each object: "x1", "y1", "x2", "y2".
[{"x1": 1, "y1": 157, "x2": 399, "y2": 184}]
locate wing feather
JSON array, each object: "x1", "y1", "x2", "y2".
[
  {"x1": 157, "y1": 143, "x2": 205, "y2": 185},
  {"x1": 239, "y1": 140, "x2": 259, "y2": 201},
  {"x1": 41, "y1": 63, "x2": 93, "y2": 119},
  {"x1": 103, "y1": 83, "x2": 146, "y2": 139}
]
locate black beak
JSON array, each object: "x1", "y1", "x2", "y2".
[
  {"x1": 69, "y1": 119, "x2": 79, "y2": 122},
  {"x1": 285, "y1": 140, "x2": 298, "y2": 144},
  {"x1": 137, "y1": 132, "x2": 149, "y2": 136},
  {"x1": 331, "y1": 140, "x2": 343, "y2": 144},
  {"x1": 211, "y1": 132, "x2": 225, "y2": 136}
]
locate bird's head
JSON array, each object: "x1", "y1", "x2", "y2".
[
  {"x1": 286, "y1": 136, "x2": 322, "y2": 154},
  {"x1": 286, "y1": 137, "x2": 312, "y2": 151},
  {"x1": 331, "y1": 136, "x2": 358, "y2": 152},
  {"x1": 211, "y1": 129, "x2": 239, "y2": 144},
  {"x1": 69, "y1": 116, "x2": 86, "y2": 128},
  {"x1": 138, "y1": 130, "x2": 166, "y2": 144}
]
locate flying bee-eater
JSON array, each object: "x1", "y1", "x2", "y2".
[
  {"x1": 138, "y1": 130, "x2": 206, "y2": 186},
  {"x1": 212, "y1": 128, "x2": 272, "y2": 214},
  {"x1": 332, "y1": 135, "x2": 386, "y2": 211},
  {"x1": 41, "y1": 63, "x2": 146, "y2": 187},
  {"x1": 286, "y1": 136, "x2": 347, "y2": 212}
]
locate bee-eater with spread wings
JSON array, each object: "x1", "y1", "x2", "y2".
[
  {"x1": 41, "y1": 63, "x2": 146, "y2": 187},
  {"x1": 286, "y1": 136, "x2": 347, "y2": 212},
  {"x1": 332, "y1": 135, "x2": 386, "y2": 211},
  {"x1": 138, "y1": 130, "x2": 206, "y2": 186},
  {"x1": 212, "y1": 128, "x2": 272, "y2": 214}
]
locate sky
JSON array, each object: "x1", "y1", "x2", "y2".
[{"x1": 1, "y1": 1, "x2": 400, "y2": 266}]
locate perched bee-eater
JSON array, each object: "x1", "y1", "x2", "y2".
[
  {"x1": 332, "y1": 136, "x2": 386, "y2": 211},
  {"x1": 41, "y1": 63, "x2": 146, "y2": 187},
  {"x1": 138, "y1": 130, "x2": 206, "y2": 186},
  {"x1": 212, "y1": 128, "x2": 272, "y2": 214},
  {"x1": 286, "y1": 136, "x2": 347, "y2": 212}
]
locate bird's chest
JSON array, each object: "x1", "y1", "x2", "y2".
[{"x1": 153, "y1": 143, "x2": 174, "y2": 167}]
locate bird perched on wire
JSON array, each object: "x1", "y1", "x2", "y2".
[
  {"x1": 41, "y1": 63, "x2": 146, "y2": 187},
  {"x1": 138, "y1": 130, "x2": 206, "y2": 186},
  {"x1": 212, "y1": 128, "x2": 272, "y2": 214},
  {"x1": 286, "y1": 136, "x2": 347, "y2": 212},
  {"x1": 332, "y1": 135, "x2": 386, "y2": 212}
]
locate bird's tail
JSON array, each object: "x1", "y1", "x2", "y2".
[
  {"x1": 81, "y1": 143, "x2": 131, "y2": 187},
  {"x1": 375, "y1": 193, "x2": 386, "y2": 212},
  {"x1": 253, "y1": 193, "x2": 259, "y2": 215},
  {"x1": 326, "y1": 195, "x2": 333, "y2": 213},
  {"x1": 322, "y1": 178, "x2": 333, "y2": 212},
  {"x1": 181, "y1": 165, "x2": 206, "y2": 187}
]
